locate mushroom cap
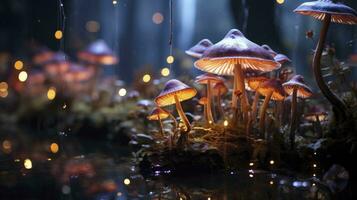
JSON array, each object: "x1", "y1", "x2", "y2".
[
  {"x1": 283, "y1": 75, "x2": 313, "y2": 98},
  {"x1": 294, "y1": 0, "x2": 357, "y2": 25},
  {"x1": 137, "y1": 99, "x2": 154, "y2": 108},
  {"x1": 261, "y1": 44, "x2": 278, "y2": 57},
  {"x1": 185, "y1": 39, "x2": 213, "y2": 58},
  {"x1": 304, "y1": 106, "x2": 328, "y2": 121},
  {"x1": 257, "y1": 79, "x2": 285, "y2": 101},
  {"x1": 155, "y1": 79, "x2": 197, "y2": 107},
  {"x1": 247, "y1": 76, "x2": 270, "y2": 91},
  {"x1": 147, "y1": 108, "x2": 170, "y2": 120},
  {"x1": 274, "y1": 54, "x2": 291, "y2": 64},
  {"x1": 78, "y1": 40, "x2": 118, "y2": 65},
  {"x1": 198, "y1": 97, "x2": 208, "y2": 105},
  {"x1": 213, "y1": 82, "x2": 228, "y2": 96},
  {"x1": 195, "y1": 73, "x2": 225, "y2": 84},
  {"x1": 194, "y1": 29, "x2": 280, "y2": 75}
]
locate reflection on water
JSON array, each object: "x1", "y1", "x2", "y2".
[{"x1": 0, "y1": 128, "x2": 331, "y2": 200}]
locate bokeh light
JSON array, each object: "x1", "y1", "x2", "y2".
[
  {"x1": 14, "y1": 60, "x2": 23, "y2": 70},
  {"x1": 223, "y1": 120, "x2": 229, "y2": 127},
  {"x1": 54, "y1": 30, "x2": 63, "y2": 40},
  {"x1": 112, "y1": 0, "x2": 118, "y2": 5},
  {"x1": 166, "y1": 56, "x2": 174, "y2": 64},
  {"x1": 161, "y1": 67, "x2": 170, "y2": 77},
  {"x1": 47, "y1": 87, "x2": 56, "y2": 100},
  {"x1": 142, "y1": 74, "x2": 151, "y2": 83},
  {"x1": 123, "y1": 178, "x2": 130, "y2": 185},
  {"x1": 18, "y1": 71, "x2": 28, "y2": 82},
  {"x1": 2, "y1": 140, "x2": 12, "y2": 153},
  {"x1": 0, "y1": 82, "x2": 8, "y2": 92},
  {"x1": 86, "y1": 21, "x2": 100, "y2": 33},
  {"x1": 118, "y1": 88, "x2": 127, "y2": 96},
  {"x1": 24, "y1": 159, "x2": 32, "y2": 169},
  {"x1": 276, "y1": 0, "x2": 284, "y2": 4},
  {"x1": 152, "y1": 12, "x2": 164, "y2": 24},
  {"x1": 50, "y1": 143, "x2": 59, "y2": 153}
]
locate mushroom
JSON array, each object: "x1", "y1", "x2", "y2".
[
  {"x1": 195, "y1": 29, "x2": 280, "y2": 124},
  {"x1": 247, "y1": 76, "x2": 270, "y2": 121},
  {"x1": 78, "y1": 39, "x2": 118, "y2": 65},
  {"x1": 261, "y1": 44, "x2": 278, "y2": 57},
  {"x1": 32, "y1": 47, "x2": 55, "y2": 66},
  {"x1": 147, "y1": 107, "x2": 170, "y2": 136},
  {"x1": 294, "y1": 0, "x2": 357, "y2": 122},
  {"x1": 256, "y1": 79, "x2": 285, "y2": 136},
  {"x1": 274, "y1": 54, "x2": 291, "y2": 65},
  {"x1": 185, "y1": 39, "x2": 213, "y2": 58},
  {"x1": 44, "y1": 52, "x2": 70, "y2": 77},
  {"x1": 195, "y1": 73, "x2": 224, "y2": 123},
  {"x1": 212, "y1": 82, "x2": 228, "y2": 119},
  {"x1": 198, "y1": 97, "x2": 209, "y2": 123},
  {"x1": 304, "y1": 106, "x2": 328, "y2": 138},
  {"x1": 283, "y1": 75, "x2": 313, "y2": 149},
  {"x1": 155, "y1": 79, "x2": 197, "y2": 132}
]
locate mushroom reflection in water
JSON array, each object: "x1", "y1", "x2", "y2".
[
  {"x1": 147, "y1": 107, "x2": 170, "y2": 136},
  {"x1": 155, "y1": 79, "x2": 196, "y2": 133},
  {"x1": 283, "y1": 75, "x2": 313, "y2": 149},
  {"x1": 185, "y1": 39, "x2": 213, "y2": 58},
  {"x1": 257, "y1": 79, "x2": 285, "y2": 137},
  {"x1": 195, "y1": 73, "x2": 224, "y2": 124},
  {"x1": 294, "y1": 0, "x2": 357, "y2": 123},
  {"x1": 194, "y1": 29, "x2": 280, "y2": 125}
]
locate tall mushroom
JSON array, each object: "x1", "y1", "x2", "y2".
[
  {"x1": 213, "y1": 82, "x2": 228, "y2": 119},
  {"x1": 283, "y1": 75, "x2": 313, "y2": 149},
  {"x1": 195, "y1": 73, "x2": 224, "y2": 123},
  {"x1": 185, "y1": 39, "x2": 213, "y2": 58},
  {"x1": 195, "y1": 29, "x2": 280, "y2": 124},
  {"x1": 155, "y1": 79, "x2": 197, "y2": 132},
  {"x1": 147, "y1": 107, "x2": 170, "y2": 136},
  {"x1": 257, "y1": 79, "x2": 285, "y2": 136},
  {"x1": 294, "y1": 0, "x2": 357, "y2": 123},
  {"x1": 247, "y1": 76, "x2": 270, "y2": 121}
]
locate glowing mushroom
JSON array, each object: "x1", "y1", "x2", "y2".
[
  {"x1": 195, "y1": 73, "x2": 224, "y2": 123},
  {"x1": 185, "y1": 39, "x2": 213, "y2": 58},
  {"x1": 212, "y1": 82, "x2": 228, "y2": 119},
  {"x1": 294, "y1": 0, "x2": 357, "y2": 122},
  {"x1": 247, "y1": 76, "x2": 270, "y2": 121},
  {"x1": 305, "y1": 106, "x2": 328, "y2": 138},
  {"x1": 257, "y1": 79, "x2": 285, "y2": 135},
  {"x1": 147, "y1": 107, "x2": 170, "y2": 136},
  {"x1": 155, "y1": 79, "x2": 197, "y2": 132},
  {"x1": 195, "y1": 29, "x2": 280, "y2": 123},
  {"x1": 283, "y1": 75, "x2": 313, "y2": 148}
]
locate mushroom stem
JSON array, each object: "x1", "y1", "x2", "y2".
[
  {"x1": 157, "y1": 115, "x2": 164, "y2": 137},
  {"x1": 259, "y1": 90, "x2": 273, "y2": 137},
  {"x1": 313, "y1": 14, "x2": 347, "y2": 123},
  {"x1": 289, "y1": 88, "x2": 298, "y2": 149},
  {"x1": 203, "y1": 104, "x2": 208, "y2": 124},
  {"x1": 251, "y1": 92, "x2": 260, "y2": 121},
  {"x1": 234, "y1": 64, "x2": 249, "y2": 123},
  {"x1": 174, "y1": 94, "x2": 191, "y2": 132},
  {"x1": 207, "y1": 80, "x2": 214, "y2": 123},
  {"x1": 217, "y1": 89, "x2": 224, "y2": 119},
  {"x1": 315, "y1": 115, "x2": 323, "y2": 138}
]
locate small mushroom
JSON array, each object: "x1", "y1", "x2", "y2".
[
  {"x1": 147, "y1": 107, "x2": 170, "y2": 136},
  {"x1": 304, "y1": 106, "x2": 328, "y2": 138},
  {"x1": 195, "y1": 29, "x2": 280, "y2": 124},
  {"x1": 257, "y1": 79, "x2": 285, "y2": 136},
  {"x1": 212, "y1": 82, "x2": 228, "y2": 119},
  {"x1": 155, "y1": 79, "x2": 197, "y2": 132},
  {"x1": 44, "y1": 52, "x2": 70, "y2": 77},
  {"x1": 247, "y1": 76, "x2": 270, "y2": 121},
  {"x1": 198, "y1": 97, "x2": 209, "y2": 123},
  {"x1": 78, "y1": 39, "x2": 118, "y2": 65},
  {"x1": 283, "y1": 75, "x2": 313, "y2": 148},
  {"x1": 185, "y1": 39, "x2": 213, "y2": 58},
  {"x1": 195, "y1": 73, "x2": 224, "y2": 123},
  {"x1": 294, "y1": 0, "x2": 357, "y2": 122}
]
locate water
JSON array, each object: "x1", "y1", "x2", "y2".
[{"x1": 0, "y1": 128, "x2": 331, "y2": 200}]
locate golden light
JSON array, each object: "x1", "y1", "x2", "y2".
[
  {"x1": 47, "y1": 158, "x2": 52, "y2": 161},
  {"x1": 0, "y1": 82, "x2": 8, "y2": 92},
  {"x1": 47, "y1": 87, "x2": 56, "y2": 100},
  {"x1": 18, "y1": 71, "x2": 28, "y2": 82},
  {"x1": 152, "y1": 12, "x2": 164, "y2": 24},
  {"x1": 276, "y1": 0, "x2": 284, "y2": 4},
  {"x1": 313, "y1": 173, "x2": 316, "y2": 177},
  {"x1": 24, "y1": 159, "x2": 32, "y2": 169},
  {"x1": 55, "y1": 30, "x2": 63, "y2": 40},
  {"x1": 313, "y1": 164, "x2": 317, "y2": 168},
  {"x1": 223, "y1": 120, "x2": 229, "y2": 127},
  {"x1": 207, "y1": 198, "x2": 211, "y2": 200},
  {"x1": 142, "y1": 74, "x2": 151, "y2": 83},
  {"x1": 249, "y1": 162, "x2": 254, "y2": 166},
  {"x1": 312, "y1": 183, "x2": 316, "y2": 186},
  {"x1": 161, "y1": 67, "x2": 170, "y2": 77},
  {"x1": 50, "y1": 143, "x2": 59, "y2": 153},
  {"x1": 123, "y1": 178, "x2": 130, "y2": 185},
  {"x1": 166, "y1": 56, "x2": 174, "y2": 64},
  {"x1": 2, "y1": 140, "x2": 12, "y2": 153},
  {"x1": 209, "y1": 120, "x2": 212, "y2": 124},
  {"x1": 0, "y1": 90, "x2": 8, "y2": 98},
  {"x1": 14, "y1": 60, "x2": 24, "y2": 70},
  {"x1": 269, "y1": 160, "x2": 275, "y2": 165},
  {"x1": 269, "y1": 180, "x2": 274, "y2": 185},
  {"x1": 118, "y1": 88, "x2": 127, "y2": 97},
  {"x1": 86, "y1": 21, "x2": 100, "y2": 33},
  {"x1": 249, "y1": 174, "x2": 254, "y2": 178}
]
